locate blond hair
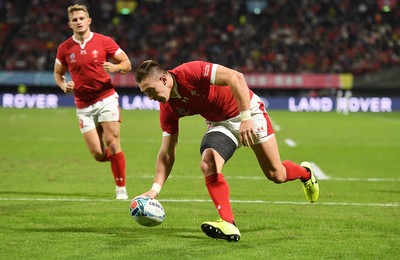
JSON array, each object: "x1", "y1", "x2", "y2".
[{"x1": 67, "y1": 4, "x2": 90, "y2": 20}]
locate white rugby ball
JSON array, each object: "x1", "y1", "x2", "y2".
[{"x1": 130, "y1": 196, "x2": 165, "y2": 227}]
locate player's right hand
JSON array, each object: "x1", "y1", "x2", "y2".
[
  {"x1": 239, "y1": 119, "x2": 256, "y2": 147},
  {"x1": 62, "y1": 76, "x2": 75, "y2": 93}
]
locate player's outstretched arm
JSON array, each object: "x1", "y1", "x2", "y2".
[{"x1": 146, "y1": 133, "x2": 178, "y2": 199}]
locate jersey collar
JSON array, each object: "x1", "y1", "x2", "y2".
[
  {"x1": 72, "y1": 32, "x2": 94, "y2": 49},
  {"x1": 170, "y1": 74, "x2": 181, "y2": 99}
]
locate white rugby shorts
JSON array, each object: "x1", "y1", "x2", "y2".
[
  {"x1": 76, "y1": 93, "x2": 121, "y2": 133},
  {"x1": 205, "y1": 94, "x2": 274, "y2": 147}
]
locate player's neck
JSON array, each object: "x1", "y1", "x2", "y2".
[{"x1": 73, "y1": 30, "x2": 91, "y2": 43}]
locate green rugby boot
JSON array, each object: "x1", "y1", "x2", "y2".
[
  {"x1": 201, "y1": 218, "x2": 241, "y2": 242},
  {"x1": 300, "y1": 161, "x2": 319, "y2": 203}
]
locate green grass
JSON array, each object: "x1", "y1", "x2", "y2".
[{"x1": 1, "y1": 108, "x2": 399, "y2": 259}]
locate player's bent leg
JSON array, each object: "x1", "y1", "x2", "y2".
[
  {"x1": 82, "y1": 128, "x2": 108, "y2": 161},
  {"x1": 101, "y1": 122, "x2": 128, "y2": 199},
  {"x1": 101, "y1": 121, "x2": 122, "y2": 154},
  {"x1": 251, "y1": 136, "x2": 287, "y2": 183},
  {"x1": 251, "y1": 136, "x2": 319, "y2": 202},
  {"x1": 201, "y1": 219, "x2": 241, "y2": 242},
  {"x1": 300, "y1": 161, "x2": 319, "y2": 203},
  {"x1": 200, "y1": 132, "x2": 239, "y2": 238}
]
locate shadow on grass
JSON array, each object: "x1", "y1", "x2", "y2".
[
  {"x1": 16, "y1": 226, "x2": 206, "y2": 240},
  {"x1": 17, "y1": 224, "x2": 271, "y2": 241}
]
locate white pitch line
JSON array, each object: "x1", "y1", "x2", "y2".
[
  {"x1": 330, "y1": 177, "x2": 400, "y2": 182},
  {"x1": 138, "y1": 175, "x2": 400, "y2": 182},
  {"x1": 0, "y1": 197, "x2": 398, "y2": 207},
  {"x1": 310, "y1": 162, "x2": 330, "y2": 180},
  {"x1": 162, "y1": 199, "x2": 399, "y2": 207},
  {"x1": 269, "y1": 117, "x2": 281, "y2": 132},
  {"x1": 284, "y1": 138, "x2": 297, "y2": 147}
]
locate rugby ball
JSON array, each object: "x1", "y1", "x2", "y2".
[{"x1": 129, "y1": 196, "x2": 165, "y2": 227}]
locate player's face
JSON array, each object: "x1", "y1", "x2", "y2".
[
  {"x1": 139, "y1": 75, "x2": 170, "y2": 103},
  {"x1": 68, "y1": 10, "x2": 91, "y2": 34}
]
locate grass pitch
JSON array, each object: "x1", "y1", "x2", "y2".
[{"x1": 1, "y1": 108, "x2": 399, "y2": 259}]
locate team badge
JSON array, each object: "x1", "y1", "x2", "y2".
[
  {"x1": 69, "y1": 53, "x2": 76, "y2": 63},
  {"x1": 177, "y1": 108, "x2": 189, "y2": 116},
  {"x1": 92, "y1": 50, "x2": 99, "y2": 58}
]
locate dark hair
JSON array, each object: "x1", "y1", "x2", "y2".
[{"x1": 135, "y1": 60, "x2": 166, "y2": 83}]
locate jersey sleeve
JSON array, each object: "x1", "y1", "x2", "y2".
[
  {"x1": 102, "y1": 35, "x2": 121, "y2": 59},
  {"x1": 55, "y1": 42, "x2": 67, "y2": 66},
  {"x1": 177, "y1": 61, "x2": 214, "y2": 86}
]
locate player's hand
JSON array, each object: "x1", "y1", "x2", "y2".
[
  {"x1": 103, "y1": 62, "x2": 120, "y2": 73},
  {"x1": 239, "y1": 119, "x2": 257, "y2": 147},
  {"x1": 136, "y1": 190, "x2": 158, "y2": 200},
  {"x1": 62, "y1": 76, "x2": 74, "y2": 93}
]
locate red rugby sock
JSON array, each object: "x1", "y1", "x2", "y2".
[
  {"x1": 205, "y1": 173, "x2": 234, "y2": 224},
  {"x1": 110, "y1": 151, "x2": 126, "y2": 187},
  {"x1": 283, "y1": 160, "x2": 310, "y2": 182}
]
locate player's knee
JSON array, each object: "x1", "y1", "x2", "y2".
[
  {"x1": 271, "y1": 174, "x2": 286, "y2": 184},
  {"x1": 265, "y1": 168, "x2": 286, "y2": 183},
  {"x1": 200, "y1": 159, "x2": 214, "y2": 174},
  {"x1": 107, "y1": 141, "x2": 120, "y2": 154},
  {"x1": 200, "y1": 153, "x2": 217, "y2": 175},
  {"x1": 93, "y1": 151, "x2": 106, "y2": 162}
]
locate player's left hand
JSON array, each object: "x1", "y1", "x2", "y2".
[
  {"x1": 239, "y1": 119, "x2": 257, "y2": 147},
  {"x1": 103, "y1": 62, "x2": 119, "y2": 73}
]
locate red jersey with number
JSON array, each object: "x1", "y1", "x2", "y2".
[
  {"x1": 160, "y1": 61, "x2": 254, "y2": 135},
  {"x1": 56, "y1": 32, "x2": 120, "y2": 108}
]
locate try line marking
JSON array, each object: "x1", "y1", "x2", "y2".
[{"x1": 0, "y1": 197, "x2": 397, "y2": 207}]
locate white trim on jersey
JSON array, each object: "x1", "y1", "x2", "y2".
[
  {"x1": 210, "y1": 64, "x2": 219, "y2": 85},
  {"x1": 115, "y1": 48, "x2": 123, "y2": 56},
  {"x1": 72, "y1": 32, "x2": 94, "y2": 49}
]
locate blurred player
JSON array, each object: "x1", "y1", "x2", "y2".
[
  {"x1": 134, "y1": 60, "x2": 319, "y2": 241},
  {"x1": 53, "y1": 4, "x2": 132, "y2": 200}
]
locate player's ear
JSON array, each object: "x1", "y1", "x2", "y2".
[
  {"x1": 160, "y1": 74, "x2": 167, "y2": 85},
  {"x1": 88, "y1": 17, "x2": 92, "y2": 25}
]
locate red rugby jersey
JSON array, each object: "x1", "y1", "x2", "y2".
[
  {"x1": 160, "y1": 61, "x2": 254, "y2": 135},
  {"x1": 56, "y1": 32, "x2": 120, "y2": 108}
]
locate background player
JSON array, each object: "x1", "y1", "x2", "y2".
[
  {"x1": 134, "y1": 60, "x2": 319, "y2": 241},
  {"x1": 53, "y1": 4, "x2": 132, "y2": 200}
]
